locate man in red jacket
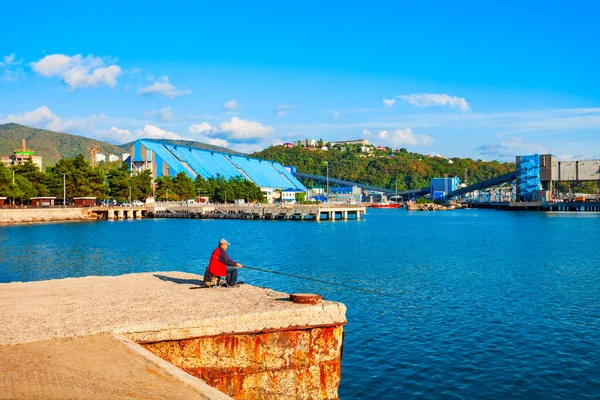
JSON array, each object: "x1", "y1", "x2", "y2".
[{"x1": 206, "y1": 238, "x2": 243, "y2": 287}]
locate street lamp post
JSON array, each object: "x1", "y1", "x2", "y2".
[
  {"x1": 11, "y1": 170, "x2": 15, "y2": 205},
  {"x1": 325, "y1": 161, "x2": 329, "y2": 204},
  {"x1": 60, "y1": 172, "x2": 69, "y2": 207}
]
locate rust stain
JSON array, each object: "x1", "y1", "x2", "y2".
[
  {"x1": 253, "y1": 335, "x2": 262, "y2": 365},
  {"x1": 142, "y1": 325, "x2": 345, "y2": 399}
]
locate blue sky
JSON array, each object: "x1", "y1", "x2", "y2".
[{"x1": 1, "y1": 1, "x2": 599, "y2": 161}]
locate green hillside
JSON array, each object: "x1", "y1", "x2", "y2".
[
  {"x1": 251, "y1": 144, "x2": 515, "y2": 190},
  {"x1": 0, "y1": 123, "x2": 125, "y2": 169}
]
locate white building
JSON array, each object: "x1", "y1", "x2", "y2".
[
  {"x1": 95, "y1": 154, "x2": 107, "y2": 163},
  {"x1": 108, "y1": 154, "x2": 119, "y2": 162},
  {"x1": 281, "y1": 190, "x2": 297, "y2": 203},
  {"x1": 294, "y1": 139, "x2": 318, "y2": 147},
  {"x1": 329, "y1": 139, "x2": 370, "y2": 146},
  {"x1": 261, "y1": 188, "x2": 274, "y2": 203},
  {"x1": 122, "y1": 153, "x2": 131, "y2": 161}
]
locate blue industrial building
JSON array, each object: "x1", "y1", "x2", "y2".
[
  {"x1": 128, "y1": 139, "x2": 306, "y2": 198},
  {"x1": 430, "y1": 177, "x2": 461, "y2": 200}
]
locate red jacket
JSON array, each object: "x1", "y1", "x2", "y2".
[{"x1": 208, "y1": 247, "x2": 226, "y2": 277}]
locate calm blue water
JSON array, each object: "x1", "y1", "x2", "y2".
[{"x1": 2, "y1": 209, "x2": 600, "y2": 399}]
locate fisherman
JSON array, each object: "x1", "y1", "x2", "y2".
[{"x1": 205, "y1": 238, "x2": 243, "y2": 287}]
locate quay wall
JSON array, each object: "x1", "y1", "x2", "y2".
[
  {"x1": 0, "y1": 207, "x2": 96, "y2": 224},
  {"x1": 142, "y1": 324, "x2": 344, "y2": 400}
]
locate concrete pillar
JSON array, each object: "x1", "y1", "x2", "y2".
[
  {"x1": 108, "y1": 209, "x2": 115, "y2": 220},
  {"x1": 135, "y1": 210, "x2": 143, "y2": 219},
  {"x1": 127, "y1": 210, "x2": 134, "y2": 219},
  {"x1": 343, "y1": 211, "x2": 348, "y2": 220},
  {"x1": 356, "y1": 210, "x2": 361, "y2": 220},
  {"x1": 117, "y1": 210, "x2": 124, "y2": 219}
]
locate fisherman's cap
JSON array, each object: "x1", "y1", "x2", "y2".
[{"x1": 219, "y1": 238, "x2": 230, "y2": 245}]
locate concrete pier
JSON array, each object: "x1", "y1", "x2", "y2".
[
  {"x1": 150, "y1": 203, "x2": 366, "y2": 221},
  {"x1": 0, "y1": 206, "x2": 148, "y2": 224},
  {"x1": 0, "y1": 272, "x2": 346, "y2": 399}
]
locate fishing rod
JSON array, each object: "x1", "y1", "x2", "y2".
[{"x1": 241, "y1": 265, "x2": 405, "y2": 298}]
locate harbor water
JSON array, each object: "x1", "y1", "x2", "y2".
[{"x1": 1, "y1": 209, "x2": 599, "y2": 399}]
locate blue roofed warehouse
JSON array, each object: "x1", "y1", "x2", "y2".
[{"x1": 128, "y1": 139, "x2": 306, "y2": 201}]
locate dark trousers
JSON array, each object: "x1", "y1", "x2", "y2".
[{"x1": 226, "y1": 265, "x2": 238, "y2": 286}]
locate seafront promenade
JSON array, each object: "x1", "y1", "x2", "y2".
[
  {"x1": 0, "y1": 272, "x2": 347, "y2": 399},
  {"x1": 0, "y1": 203, "x2": 367, "y2": 224}
]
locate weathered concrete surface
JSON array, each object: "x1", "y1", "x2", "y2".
[
  {"x1": 143, "y1": 326, "x2": 343, "y2": 400},
  {"x1": 0, "y1": 272, "x2": 346, "y2": 345},
  {"x1": 0, "y1": 272, "x2": 347, "y2": 399},
  {"x1": 0, "y1": 207, "x2": 97, "y2": 224},
  {"x1": 0, "y1": 333, "x2": 211, "y2": 400}
]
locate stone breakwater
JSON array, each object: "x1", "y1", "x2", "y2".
[
  {"x1": 406, "y1": 202, "x2": 464, "y2": 211},
  {"x1": 0, "y1": 207, "x2": 100, "y2": 224}
]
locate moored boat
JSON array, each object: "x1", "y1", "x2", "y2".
[{"x1": 371, "y1": 202, "x2": 402, "y2": 209}]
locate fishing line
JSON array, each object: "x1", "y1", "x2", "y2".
[{"x1": 242, "y1": 265, "x2": 405, "y2": 299}]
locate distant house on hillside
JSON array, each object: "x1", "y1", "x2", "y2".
[
  {"x1": 95, "y1": 154, "x2": 107, "y2": 163},
  {"x1": 108, "y1": 154, "x2": 119, "y2": 162},
  {"x1": 329, "y1": 139, "x2": 370, "y2": 146},
  {"x1": 294, "y1": 139, "x2": 317, "y2": 147},
  {"x1": 283, "y1": 143, "x2": 294, "y2": 148}
]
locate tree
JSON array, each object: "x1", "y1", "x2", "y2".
[
  {"x1": 172, "y1": 172, "x2": 195, "y2": 200},
  {"x1": 155, "y1": 176, "x2": 173, "y2": 201},
  {"x1": 131, "y1": 170, "x2": 153, "y2": 200},
  {"x1": 106, "y1": 163, "x2": 132, "y2": 202}
]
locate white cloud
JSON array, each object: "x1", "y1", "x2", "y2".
[
  {"x1": 0, "y1": 53, "x2": 24, "y2": 82},
  {"x1": 396, "y1": 93, "x2": 470, "y2": 112},
  {"x1": 332, "y1": 111, "x2": 342, "y2": 119},
  {"x1": 2, "y1": 68, "x2": 25, "y2": 82},
  {"x1": 223, "y1": 99, "x2": 242, "y2": 111},
  {"x1": 188, "y1": 122, "x2": 212, "y2": 134},
  {"x1": 362, "y1": 128, "x2": 374, "y2": 137},
  {"x1": 206, "y1": 137, "x2": 229, "y2": 147},
  {"x1": 0, "y1": 53, "x2": 18, "y2": 67},
  {"x1": 3, "y1": 106, "x2": 59, "y2": 126},
  {"x1": 30, "y1": 54, "x2": 121, "y2": 90},
  {"x1": 135, "y1": 124, "x2": 186, "y2": 140},
  {"x1": 98, "y1": 127, "x2": 135, "y2": 143},
  {"x1": 145, "y1": 106, "x2": 174, "y2": 122},
  {"x1": 376, "y1": 128, "x2": 434, "y2": 147},
  {"x1": 382, "y1": 98, "x2": 396, "y2": 108},
  {"x1": 138, "y1": 76, "x2": 191, "y2": 98},
  {"x1": 186, "y1": 117, "x2": 274, "y2": 152},
  {"x1": 215, "y1": 116, "x2": 273, "y2": 140},
  {"x1": 475, "y1": 137, "x2": 547, "y2": 161},
  {"x1": 274, "y1": 105, "x2": 297, "y2": 116},
  {"x1": 1, "y1": 106, "x2": 104, "y2": 133}
]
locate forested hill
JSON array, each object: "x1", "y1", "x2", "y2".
[
  {"x1": 251, "y1": 144, "x2": 515, "y2": 190},
  {"x1": 0, "y1": 123, "x2": 125, "y2": 167}
]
